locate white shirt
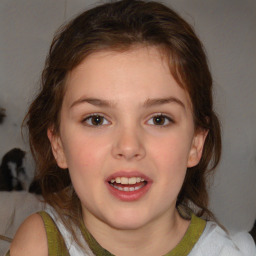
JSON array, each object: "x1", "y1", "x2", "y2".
[
  {"x1": 46, "y1": 207, "x2": 256, "y2": 256},
  {"x1": 189, "y1": 221, "x2": 256, "y2": 256}
]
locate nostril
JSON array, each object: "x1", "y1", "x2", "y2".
[{"x1": 111, "y1": 138, "x2": 146, "y2": 160}]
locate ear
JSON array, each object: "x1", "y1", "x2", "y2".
[
  {"x1": 187, "y1": 129, "x2": 208, "y2": 168},
  {"x1": 47, "y1": 128, "x2": 68, "y2": 169}
]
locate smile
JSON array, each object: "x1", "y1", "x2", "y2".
[
  {"x1": 109, "y1": 177, "x2": 147, "y2": 192},
  {"x1": 106, "y1": 173, "x2": 151, "y2": 201}
]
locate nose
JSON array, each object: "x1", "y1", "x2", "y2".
[{"x1": 111, "y1": 126, "x2": 146, "y2": 161}]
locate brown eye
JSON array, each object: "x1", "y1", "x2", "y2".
[
  {"x1": 91, "y1": 115, "x2": 103, "y2": 125},
  {"x1": 153, "y1": 116, "x2": 165, "y2": 125},
  {"x1": 84, "y1": 115, "x2": 109, "y2": 126},
  {"x1": 147, "y1": 114, "x2": 173, "y2": 126}
]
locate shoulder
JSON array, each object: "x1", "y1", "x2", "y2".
[
  {"x1": 10, "y1": 213, "x2": 48, "y2": 256},
  {"x1": 230, "y1": 231, "x2": 256, "y2": 256},
  {"x1": 190, "y1": 221, "x2": 256, "y2": 256}
]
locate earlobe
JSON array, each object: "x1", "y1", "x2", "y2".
[
  {"x1": 187, "y1": 129, "x2": 208, "y2": 168},
  {"x1": 47, "y1": 128, "x2": 68, "y2": 169}
]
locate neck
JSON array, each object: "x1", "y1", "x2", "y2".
[{"x1": 83, "y1": 209, "x2": 190, "y2": 256}]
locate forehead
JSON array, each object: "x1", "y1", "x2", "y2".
[
  {"x1": 67, "y1": 46, "x2": 169, "y2": 81},
  {"x1": 64, "y1": 46, "x2": 191, "y2": 109}
]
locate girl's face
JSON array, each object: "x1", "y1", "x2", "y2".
[{"x1": 48, "y1": 46, "x2": 207, "y2": 232}]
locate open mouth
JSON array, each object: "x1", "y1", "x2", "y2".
[{"x1": 108, "y1": 177, "x2": 147, "y2": 192}]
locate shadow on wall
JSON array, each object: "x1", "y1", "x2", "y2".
[
  {"x1": 0, "y1": 106, "x2": 41, "y2": 194},
  {"x1": 249, "y1": 222, "x2": 256, "y2": 243},
  {"x1": 0, "y1": 108, "x2": 5, "y2": 124},
  {"x1": 0, "y1": 148, "x2": 26, "y2": 191},
  {"x1": 0, "y1": 107, "x2": 28, "y2": 191}
]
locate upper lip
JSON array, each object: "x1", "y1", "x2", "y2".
[{"x1": 106, "y1": 170, "x2": 152, "y2": 182}]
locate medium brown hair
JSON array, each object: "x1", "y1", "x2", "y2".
[{"x1": 25, "y1": 0, "x2": 221, "y2": 240}]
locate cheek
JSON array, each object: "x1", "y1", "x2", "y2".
[
  {"x1": 150, "y1": 133, "x2": 192, "y2": 168},
  {"x1": 62, "y1": 134, "x2": 109, "y2": 172},
  {"x1": 150, "y1": 137, "x2": 190, "y2": 207},
  {"x1": 63, "y1": 137, "x2": 106, "y2": 197},
  {"x1": 149, "y1": 132, "x2": 193, "y2": 192}
]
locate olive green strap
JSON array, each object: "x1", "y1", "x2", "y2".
[
  {"x1": 5, "y1": 250, "x2": 10, "y2": 256},
  {"x1": 80, "y1": 222, "x2": 114, "y2": 256},
  {"x1": 6, "y1": 213, "x2": 205, "y2": 256},
  {"x1": 38, "y1": 211, "x2": 70, "y2": 256},
  {"x1": 80, "y1": 214, "x2": 206, "y2": 256},
  {"x1": 164, "y1": 214, "x2": 206, "y2": 256}
]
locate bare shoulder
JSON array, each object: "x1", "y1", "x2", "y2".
[{"x1": 10, "y1": 213, "x2": 48, "y2": 256}]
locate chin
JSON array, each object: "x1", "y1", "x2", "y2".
[{"x1": 105, "y1": 209, "x2": 151, "y2": 231}]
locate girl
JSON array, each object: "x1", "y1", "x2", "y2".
[{"x1": 8, "y1": 0, "x2": 255, "y2": 255}]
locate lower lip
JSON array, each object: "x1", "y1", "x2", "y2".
[{"x1": 106, "y1": 182, "x2": 152, "y2": 202}]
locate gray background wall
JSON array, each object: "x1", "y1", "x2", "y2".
[{"x1": 0, "y1": 0, "x2": 255, "y2": 232}]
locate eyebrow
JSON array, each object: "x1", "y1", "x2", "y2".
[
  {"x1": 143, "y1": 97, "x2": 186, "y2": 110},
  {"x1": 70, "y1": 97, "x2": 115, "y2": 108},
  {"x1": 70, "y1": 96, "x2": 185, "y2": 110}
]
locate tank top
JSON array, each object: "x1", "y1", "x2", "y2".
[{"x1": 37, "y1": 210, "x2": 206, "y2": 256}]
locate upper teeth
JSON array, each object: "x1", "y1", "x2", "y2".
[{"x1": 110, "y1": 177, "x2": 145, "y2": 185}]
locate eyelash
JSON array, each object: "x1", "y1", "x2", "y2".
[
  {"x1": 82, "y1": 113, "x2": 174, "y2": 127},
  {"x1": 146, "y1": 114, "x2": 174, "y2": 127},
  {"x1": 82, "y1": 114, "x2": 110, "y2": 127}
]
